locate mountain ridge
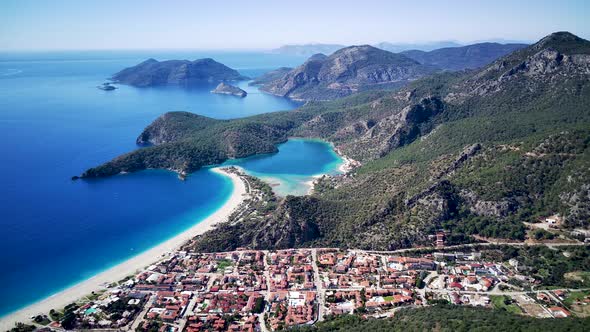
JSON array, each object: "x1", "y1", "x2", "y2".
[
  {"x1": 401, "y1": 42, "x2": 528, "y2": 71},
  {"x1": 375, "y1": 40, "x2": 462, "y2": 53},
  {"x1": 260, "y1": 45, "x2": 437, "y2": 101},
  {"x1": 81, "y1": 32, "x2": 590, "y2": 252},
  {"x1": 271, "y1": 41, "x2": 465, "y2": 55}
]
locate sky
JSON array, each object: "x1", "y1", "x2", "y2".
[{"x1": 0, "y1": 0, "x2": 588, "y2": 50}]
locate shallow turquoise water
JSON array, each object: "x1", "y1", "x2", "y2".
[{"x1": 226, "y1": 138, "x2": 343, "y2": 195}]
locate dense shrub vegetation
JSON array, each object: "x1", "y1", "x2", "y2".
[{"x1": 292, "y1": 305, "x2": 590, "y2": 332}]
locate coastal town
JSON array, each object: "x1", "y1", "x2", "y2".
[
  {"x1": 5, "y1": 169, "x2": 590, "y2": 332},
  {"x1": 18, "y1": 244, "x2": 589, "y2": 332}
]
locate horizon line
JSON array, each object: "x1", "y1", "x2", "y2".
[
  {"x1": 1, "y1": 34, "x2": 563, "y2": 54},
  {"x1": 0, "y1": 40, "x2": 537, "y2": 53}
]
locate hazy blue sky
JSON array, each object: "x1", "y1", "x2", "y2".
[{"x1": 1, "y1": 0, "x2": 588, "y2": 50}]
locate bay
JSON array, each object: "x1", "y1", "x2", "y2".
[{"x1": 0, "y1": 51, "x2": 339, "y2": 317}]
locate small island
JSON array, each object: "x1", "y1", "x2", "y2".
[
  {"x1": 111, "y1": 58, "x2": 249, "y2": 87},
  {"x1": 211, "y1": 82, "x2": 247, "y2": 98},
  {"x1": 97, "y1": 82, "x2": 117, "y2": 91}
]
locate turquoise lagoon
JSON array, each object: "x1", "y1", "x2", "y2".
[{"x1": 225, "y1": 138, "x2": 343, "y2": 196}]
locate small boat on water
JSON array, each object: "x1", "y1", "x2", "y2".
[{"x1": 97, "y1": 82, "x2": 117, "y2": 91}]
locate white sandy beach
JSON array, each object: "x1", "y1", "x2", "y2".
[
  {"x1": 306, "y1": 153, "x2": 358, "y2": 195},
  {"x1": 0, "y1": 167, "x2": 247, "y2": 331},
  {"x1": 305, "y1": 174, "x2": 323, "y2": 195}
]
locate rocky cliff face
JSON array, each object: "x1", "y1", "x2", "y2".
[
  {"x1": 336, "y1": 96, "x2": 445, "y2": 159},
  {"x1": 112, "y1": 58, "x2": 249, "y2": 87},
  {"x1": 211, "y1": 82, "x2": 247, "y2": 97},
  {"x1": 261, "y1": 53, "x2": 327, "y2": 99},
  {"x1": 261, "y1": 46, "x2": 437, "y2": 101},
  {"x1": 446, "y1": 32, "x2": 590, "y2": 104}
]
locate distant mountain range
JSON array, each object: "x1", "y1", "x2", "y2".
[
  {"x1": 271, "y1": 41, "x2": 464, "y2": 56},
  {"x1": 270, "y1": 44, "x2": 347, "y2": 56},
  {"x1": 111, "y1": 58, "x2": 248, "y2": 87},
  {"x1": 259, "y1": 42, "x2": 531, "y2": 100},
  {"x1": 259, "y1": 45, "x2": 437, "y2": 101},
  {"x1": 401, "y1": 42, "x2": 528, "y2": 71},
  {"x1": 112, "y1": 42, "x2": 529, "y2": 96},
  {"x1": 375, "y1": 41, "x2": 463, "y2": 53}
]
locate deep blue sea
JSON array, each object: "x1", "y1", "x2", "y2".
[{"x1": 0, "y1": 50, "x2": 340, "y2": 317}]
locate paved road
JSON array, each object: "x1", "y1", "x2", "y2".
[
  {"x1": 259, "y1": 250, "x2": 271, "y2": 332},
  {"x1": 129, "y1": 294, "x2": 155, "y2": 331},
  {"x1": 425, "y1": 287, "x2": 590, "y2": 297},
  {"x1": 311, "y1": 249, "x2": 326, "y2": 322},
  {"x1": 361, "y1": 241, "x2": 587, "y2": 255},
  {"x1": 197, "y1": 242, "x2": 588, "y2": 257}
]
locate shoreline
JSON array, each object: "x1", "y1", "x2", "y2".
[
  {"x1": 334, "y1": 147, "x2": 360, "y2": 174},
  {"x1": 0, "y1": 167, "x2": 247, "y2": 331},
  {"x1": 306, "y1": 148, "x2": 359, "y2": 195}
]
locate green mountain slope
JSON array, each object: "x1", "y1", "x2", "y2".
[
  {"x1": 189, "y1": 32, "x2": 590, "y2": 251},
  {"x1": 82, "y1": 32, "x2": 590, "y2": 251},
  {"x1": 292, "y1": 305, "x2": 590, "y2": 332}
]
